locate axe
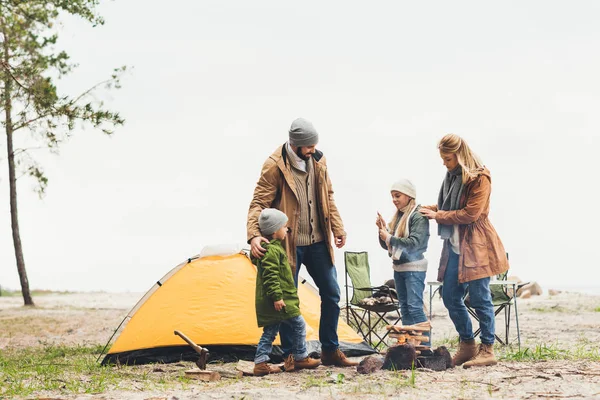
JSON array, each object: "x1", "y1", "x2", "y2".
[{"x1": 174, "y1": 330, "x2": 209, "y2": 370}]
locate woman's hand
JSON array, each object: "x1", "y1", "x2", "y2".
[
  {"x1": 379, "y1": 228, "x2": 391, "y2": 242},
  {"x1": 419, "y1": 208, "x2": 437, "y2": 220},
  {"x1": 274, "y1": 299, "x2": 286, "y2": 311}
]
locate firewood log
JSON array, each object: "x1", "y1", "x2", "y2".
[{"x1": 386, "y1": 324, "x2": 431, "y2": 333}]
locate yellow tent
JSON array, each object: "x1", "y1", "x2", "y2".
[{"x1": 102, "y1": 248, "x2": 374, "y2": 365}]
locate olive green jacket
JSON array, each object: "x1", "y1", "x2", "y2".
[{"x1": 254, "y1": 240, "x2": 301, "y2": 327}]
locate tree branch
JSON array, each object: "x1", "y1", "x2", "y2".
[
  {"x1": 12, "y1": 146, "x2": 55, "y2": 156},
  {"x1": 0, "y1": 60, "x2": 30, "y2": 92}
]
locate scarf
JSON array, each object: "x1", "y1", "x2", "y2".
[
  {"x1": 387, "y1": 200, "x2": 417, "y2": 261},
  {"x1": 437, "y1": 166, "x2": 463, "y2": 239},
  {"x1": 286, "y1": 141, "x2": 307, "y2": 172}
]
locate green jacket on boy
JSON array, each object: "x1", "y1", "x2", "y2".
[{"x1": 253, "y1": 240, "x2": 301, "y2": 327}]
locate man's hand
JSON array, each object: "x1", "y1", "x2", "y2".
[
  {"x1": 335, "y1": 235, "x2": 346, "y2": 249},
  {"x1": 419, "y1": 208, "x2": 437, "y2": 220},
  {"x1": 379, "y1": 228, "x2": 391, "y2": 242},
  {"x1": 250, "y1": 236, "x2": 270, "y2": 258},
  {"x1": 274, "y1": 299, "x2": 286, "y2": 311}
]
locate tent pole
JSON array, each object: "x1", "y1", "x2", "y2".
[{"x1": 96, "y1": 316, "x2": 129, "y2": 363}]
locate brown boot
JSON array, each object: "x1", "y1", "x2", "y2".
[
  {"x1": 294, "y1": 357, "x2": 321, "y2": 370},
  {"x1": 452, "y1": 339, "x2": 478, "y2": 367},
  {"x1": 463, "y1": 343, "x2": 498, "y2": 368},
  {"x1": 253, "y1": 362, "x2": 283, "y2": 376},
  {"x1": 321, "y1": 349, "x2": 359, "y2": 367},
  {"x1": 284, "y1": 354, "x2": 295, "y2": 372}
]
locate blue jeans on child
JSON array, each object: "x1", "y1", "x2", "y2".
[
  {"x1": 442, "y1": 250, "x2": 495, "y2": 345},
  {"x1": 394, "y1": 270, "x2": 430, "y2": 346},
  {"x1": 254, "y1": 315, "x2": 308, "y2": 363},
  {"x1": 279, "y1": 241, "x2": 341, "y2": 356}
]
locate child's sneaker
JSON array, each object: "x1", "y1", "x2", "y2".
[
  {"x1": 253, "y1": 362, "x2": 282, "y2": 376},
  {"x1": 294, "y1": 357, "x2": 321, "y2": 370}
]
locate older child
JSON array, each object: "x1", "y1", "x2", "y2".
[
  {"x1": 253, "y1": 208, "x2": 320, "y2": 376},
  {"x1": 376, "y1": 179, "x2": 430, "y2": 345}
]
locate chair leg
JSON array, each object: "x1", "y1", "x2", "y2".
[
  {"x1": 368, "y1": 311, "x2": 401, "y2": 349},
  {"x1": 348, "y1": 307, "x2": 405, "y2": 350},
  {"x1": 349, "y1": 308, "x2": 371, "y2": 345},
  {"x1": 505, "y1": 304, "x2": 511, "y2": 346},
  {"x1": 514, "y1": 292, "x2": 521, "y2": 350},
  {"x1": 368, "y1": 311, "x2": 372, "y2": 347},
  {"x1": 470, "y1": 305, "x2": 506, "y2": 344}
]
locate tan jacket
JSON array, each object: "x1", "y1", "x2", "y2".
[
  {"x1": 426, "y1": 168, "x2": 509, "y2": 283},
  {"x1": 247, "y1": 145, "x2": 346, "y2": 275}
]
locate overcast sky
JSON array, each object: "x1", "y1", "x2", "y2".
[{"x1": 1, "y1": 0, "x2": 599, "y2": 294}]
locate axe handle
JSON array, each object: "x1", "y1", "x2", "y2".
[{"x1": 174, "y1": 330, "x2": 208, "y2": 356}]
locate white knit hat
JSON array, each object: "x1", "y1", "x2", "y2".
[
  {"x1": 390, "y1": 179, "x2": 417, "y2": 199},
  {"x1": 259, "y1": 208, "x2": 289, "y2": 236}
]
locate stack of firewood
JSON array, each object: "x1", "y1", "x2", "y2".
[{"x1": 386, "y1": 321, "x2": 431, "y2": 354}]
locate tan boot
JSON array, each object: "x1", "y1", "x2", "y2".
[
  {"x1": 253, "y1": 362, "x2": 283, "y2": 376},
  {"x1": 294, "y1": 357, "x2": 321, "y2": 370},
  {"x1": 452, "y1": 339, "x2": 478, "y2": 367},
  {"x1": 463, "y1": 343, "x2": 498, "y2": 368},
  {"x1": 321, "y1": 349, "x2": 359, "y2": 367},
  {"x1": 284, "y1": 354, "x2": 295, "y2": 372}
]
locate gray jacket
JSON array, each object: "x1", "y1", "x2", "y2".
[{"x1": 379, "y1": 206, "x2": 430, "y2": 266}]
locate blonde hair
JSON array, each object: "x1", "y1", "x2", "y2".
[
  {"x1": 438, "y1": 134, "x2": 484, "y2": 183},
  {"x1": 388, "y1": 198, "x2": 416, "y2": 238}
]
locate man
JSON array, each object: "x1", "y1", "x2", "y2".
[{"x1": 247, "y1": 117, "x2": 357, "y2": 367}]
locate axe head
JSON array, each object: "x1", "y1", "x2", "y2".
[{"x1": 195, "y1": 348, "x2": 209, "y2": 370}]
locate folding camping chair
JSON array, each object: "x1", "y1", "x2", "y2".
[
  {"x1": 344, "y1": 251, "x2": 402, "y2": 349},
  {"x1": 465, "y1": 254, "x2": 525, "y2": 348}
]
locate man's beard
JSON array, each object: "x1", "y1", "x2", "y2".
[{"x1": 296, "y1": 147, "x2": 311, "y2": 161}]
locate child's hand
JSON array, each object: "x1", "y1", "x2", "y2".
[
  {"x1": 376, "y1": 212, "x2": 386, "y2": 229},
  {"x1": 274, "y1": 299, "x2": 286, "y2": 311},
  {"x1": 379, "y1": 228, "x2": 391, "y2": 242}
]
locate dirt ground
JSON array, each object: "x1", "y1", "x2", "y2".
[{"x1": 1, "y1": 290, "x2": 600, "y2": 399}]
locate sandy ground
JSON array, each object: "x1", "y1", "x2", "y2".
[{"x1": 1, "y1": 290, "x2": 600, "y2": 399}]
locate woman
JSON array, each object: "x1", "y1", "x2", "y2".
[
  {"x1": 420, "y1": 134, "x2": 509, "y2": 368},
  {"x1": 377, "y1": 179, "x2": 430, "y2": 344}
]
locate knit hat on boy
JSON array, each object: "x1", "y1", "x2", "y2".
[
  {"x1": 391, "y1": 179, "x2": 417, "y2": 199},
  {"x1": 259, "y1": 208, "x2": 289, "y2": 236},
  {"x1": 289, "y1": 118, "x2": 319, "y2": 147}
]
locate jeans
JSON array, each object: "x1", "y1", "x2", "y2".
[
  {"x1": 279, "y1": 241, "x2": 341, "y2": 355},
  {"x1": 394, "y1": 270, "x2": 430, "y2": 346},
  {"x1": 442, "y1": 250, "x2": 495, "y2": 345},
  {"x1": 254, "y1": 315, "x2": 308, "y2": 363}
]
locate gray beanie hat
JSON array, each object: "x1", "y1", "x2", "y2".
[
  {"x1": 289, "y1": 118, "x2": 319, "y2": 147},
  {"x1": 391, "y1": 179, "x2": 417, "y2": 199},
  {"x1": 259, "y1": 208, "x2": 289, "y2": 236}
]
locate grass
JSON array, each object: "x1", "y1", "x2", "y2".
[
  {"x1": 530, "y1": 305, "x2": 569, "y2": 313},
  {"x1": 302, "y1": 375, "x2": 328, "y2": 389},
  {"x1": 0, "y1": 343, "x2": 200, "y2": 398},
  {"x1": 594, "y1": 307, "x2": 600, "y2": 312},
  {"x1": 432, "y1": 334, "x2": 459, "y2": 349},
  {"x1": 2, "y1": 338, "x2": 598, "y2": 398},
  {"x1": 500, "y1": 342, "x2": 600, "y2": 362}
]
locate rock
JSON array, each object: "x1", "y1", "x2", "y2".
[
  {"x1": 416, "y1": 346, "x2": 452, "y2": 371},
  {"x1": 548, "y1": 289, "x2": 562, "y2": 296},
  {"x1": 520, "y1": 290, "x2": 532, "y2": 299},
  {"x1": 356, "y1": 355, "x2": 385, "y2": 374},
  {"x1": 517, "y1": 282, "x2": 543, "y2": 297},
  {"x1": 382, "y1": 344, "x2": 417, "y2": 370},
  {"x1": 436, "y1": 346, "x2": 453, "y2": 369}
]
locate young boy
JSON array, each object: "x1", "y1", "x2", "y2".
[{"x1": 253, "y1": 208, "x2": 321, "y2": 376}]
